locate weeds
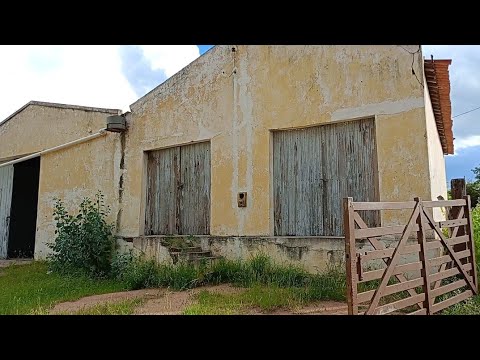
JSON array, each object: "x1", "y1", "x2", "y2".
[{"x1": 112, "y1": 252, "x2": 347, "y2": 302}]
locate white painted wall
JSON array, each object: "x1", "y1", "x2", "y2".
[{"x1": 424, "y1": 70, "x2": 448, "y2": 220}]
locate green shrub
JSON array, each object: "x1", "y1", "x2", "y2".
[
  {"x1": 111, "y1": 251, "x2": 135, "y2": 280},
  {"x1": 47, "y1": 192, "x2": 115, "y2": 278}
]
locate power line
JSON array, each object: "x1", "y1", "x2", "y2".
[
  {"x1": 398, "y1": 45, "x2": 420, "y2": 55},
  {"x1": 397, "y1": 45, "x2": 424, "y2": 88},
  {"x1": 453, "y1": 106, "x2": 480, "y2": 118}
]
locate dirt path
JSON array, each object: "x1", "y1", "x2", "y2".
[
  {"x1": 135, "y1": 284, "x2": 245, "y2": 315},
  {"x1": 49, "y1": 284, "x2": 348, "y2": 315},
  {"x1": 50, "y1": 289, "x2": 165, "y2": 314}
]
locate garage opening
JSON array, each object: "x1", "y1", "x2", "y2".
[{"x1": 7, "y1": 157, "x2": 40, "y2": 258}]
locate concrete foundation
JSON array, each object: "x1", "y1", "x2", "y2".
[{"x1": 121, "y1": 235, "x2": 441, "y2": 274}]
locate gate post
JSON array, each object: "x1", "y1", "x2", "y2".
[
  {"x1": 343, "y1": 197, "x2": 358, "y2": 315},
  {"x1": 451, "y1": 179, "x2": 467, "y2": 256},
  {"x1": 414, "y1": 197, "x2": 433, "y2": 314}
]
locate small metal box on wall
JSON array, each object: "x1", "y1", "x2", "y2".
[
  {"x1": 106, "y1": 115, "x2": 127, "y2": 132},
  {"x1": 238, "y1": 192, "x2": 247, "y2": 207}
]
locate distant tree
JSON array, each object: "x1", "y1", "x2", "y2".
[
  {"x1": 465, "y1": 165, "x2": 480, "y2": 207},
  {"x1": 473, "y1": 165, "x2": 480, "y2": 182},
  {"x1": 467, "y1": 181, "x2": 480, "y2": 207}
]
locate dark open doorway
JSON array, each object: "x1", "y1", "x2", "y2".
[{"x1": 7, "y1": 157, "x2": 40, "y2": 258}]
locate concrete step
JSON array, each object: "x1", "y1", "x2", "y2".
[
  {"x1": 169, "y1": 246, "x2": 203, "y2": 253},
  {"x1": 187, "y1": 256, "x2": 223, "y2": 265},
  {"x1": 170, "y1": 251, "x2": 213, "y2": 260}
]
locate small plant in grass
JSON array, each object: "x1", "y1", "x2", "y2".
[
  {"x1": 48, "y1": 191, "x2": 115, "y2": 278},
  {"x1": 472, "y1": 205, "x2": 480, "y2": 273}
]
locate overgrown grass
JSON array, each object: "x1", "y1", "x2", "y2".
[
  {"x1": 442, "y1": 295, "x2": 480, "y2": 315},
  {"x1": 113, "y1": 253, "x2": 347, "y2": 302},
  {"x1": 439, "y1": 205, "x2": 480, "y2": 314},
  {"x1": 0, "y1": 262, "x2": 126, "y2": 315},
  {"x1": 472, "y1": 205, "x2": 480, "y2": 274},
  {"x1": 1, "y1": 255, "x2": 347, "y2": 315}
]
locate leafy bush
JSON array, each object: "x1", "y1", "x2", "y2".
[{"x1": 48, "y1": 192, "x2": 115, "y2": 278}]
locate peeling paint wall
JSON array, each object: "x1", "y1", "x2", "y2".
[
  {"x1": 34, "y1": 135, "x2": 122, "y2": 258},
  {"x1": 122, "y1": 45, "x2": 432, "y2": 236},
  {"x1": 0, "y1": 46, "x2": 446, "y2": 264},
  {"x1": 0, "y1": 104, "x2": 117, "y2": 160},
  {"x1": 0, "y1": 105, "x2": 121, "y2": 259},
  {"x1": 127, "y1": 235, "x2": 440, "y2": 274}
]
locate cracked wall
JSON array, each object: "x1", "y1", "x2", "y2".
[{"x1": 121, "y1": 45, "x2": 438, "y2": 237}]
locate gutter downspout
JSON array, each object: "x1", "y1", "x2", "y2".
[{"x1": 0, "y1": 128, "x2": 108, "y2": 168}]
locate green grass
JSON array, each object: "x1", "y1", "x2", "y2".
[
  {"x1": 0, "y1": 255, "x2": 347, "y2": 315},
  {"x1": 72, "y1": 298, "x2": 145, "y2": 315},
  {"x1": 440, "y1": 205, "x2": 480, "y2": 315},
  {"x1": 442, "y1": 295, "x2": 480, "y2": 315},
  {"x1": 183, "y1": 285, "x2": 305, "y2": 315},
  {"x1": 0, "y1": 262, "x2": 126, "y2": 315},
  {"x1": 115, "y1": 253, "x2": 347, "y2": 302}
]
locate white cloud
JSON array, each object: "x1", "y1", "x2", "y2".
[
  {"x1": 139, "y1": 45, "x2": 200, "y2": 77},
  {"x1": 0, "y1": 45, "x2": 201, "y2": 122},
  {"x1": 454, "y1": 135, "x2": 480, "y2": 152},
  {"x1": 423, "y1": 45, "x2": 480, "y2": 151}
]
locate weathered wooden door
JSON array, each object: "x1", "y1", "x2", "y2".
[
  {"x1": 146, "y1": 142, "x2": 211, "y2": 235},
  {"x1": 0, "y1": 165, "x2": 14, "y2": 259},
  {"x1": 273, "y1": 118, "x2": 378, "y2": 236}
]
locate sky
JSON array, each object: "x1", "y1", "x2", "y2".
[{"x1": 0, "y1": 45, "x2": 477, "y2": 184}]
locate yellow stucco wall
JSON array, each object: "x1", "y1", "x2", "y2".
[
  {"x1": 34, "y1": 134, "x2": 122, "y2": 258},
  {"x1": 0, "y1": 103, "x2": 119, "y2": 160},
  {"x1": 121, "y1": 45, "x2": 432, "y2": 236},
  {"x1": 0, "y1": 46, "x2": 447, "y2": 262},
  {"x1": 0, "y1": 104, "x2": 122, "y2": 259}
]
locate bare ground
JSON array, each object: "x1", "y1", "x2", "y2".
[
  {"x1": 49, "y1": 284, "x2": 348, "y2": 315},
  {"x1": 50, "y1": 289, "x2": 165, "y2": 314}
]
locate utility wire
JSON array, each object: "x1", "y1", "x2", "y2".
[
  {"x1": 398, "y1": 45, "x2": 424, "y2": 88},
  {"x1": 402, "y1": 45, "x2": 480, "y2": 120},
  {"x1": 453, "y1": 106, "x2": 480, "y2": 118},
  {"x1": 400, "y1": 45, "x2": 480, "y2": 120},
  {"x1": 398, "y1": 45, "x2": 421, "y2": 55}
]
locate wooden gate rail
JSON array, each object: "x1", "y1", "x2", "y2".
[{"x1": 343, "y1": 196, "x2": 478, "y2": 315}]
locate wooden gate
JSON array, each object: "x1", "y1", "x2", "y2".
[
  {"x1": 343, "y1": 196, "x2": 478, "y2": 315},
  {"x1": 0, "y1": 165, "x2": 14, "y2": 259},
  {"x1": 145, "y1": 142, "x2": 211, "y2": 235}
]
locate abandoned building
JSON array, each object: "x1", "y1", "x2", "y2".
[{"x1": 0, "y1": 45, "x2": 453, "y2": 271}]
